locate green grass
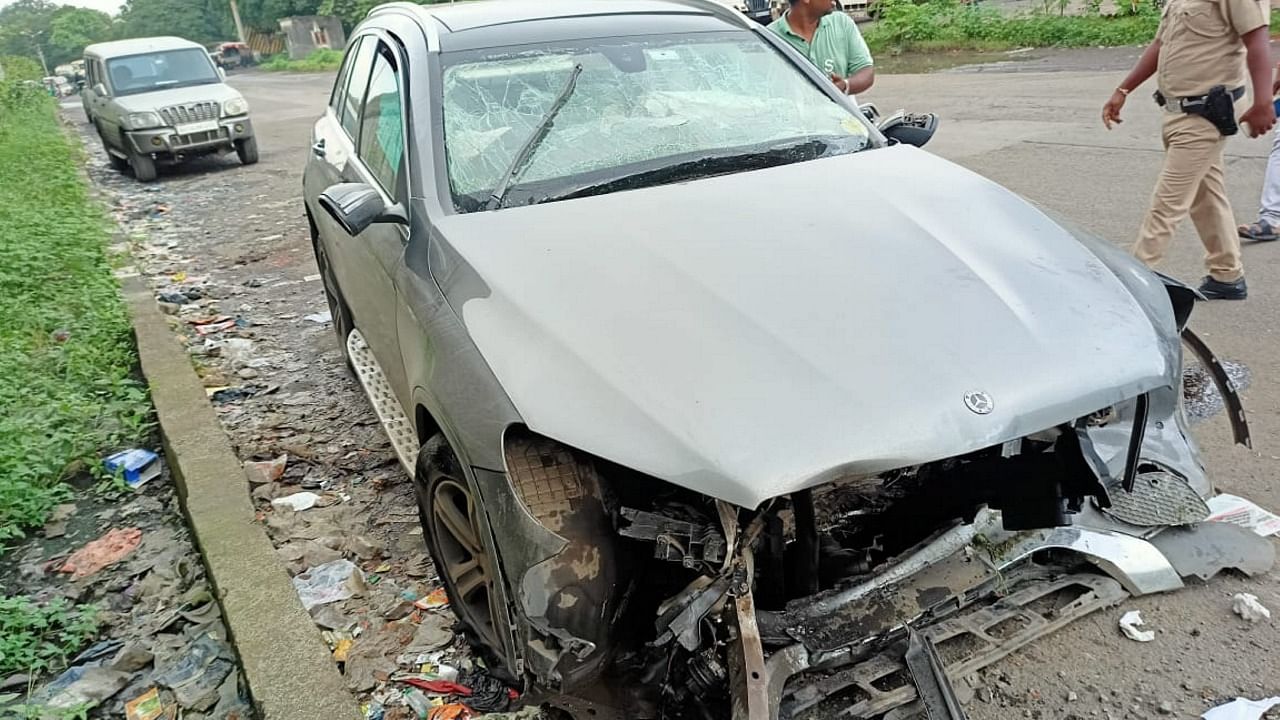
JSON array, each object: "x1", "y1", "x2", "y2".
[
  {"x1": 259, "y1": 48, "x2": 345, "y2": 72},
  {"x1": 0, "y1": 82, "x2": 152, "y2": 545},
  {"x1": 0, "y1": 596, "x2": 100, "y2": 678},
  {"x1": 863, "y1": 0, "x2": 1161, "y2": 54}
]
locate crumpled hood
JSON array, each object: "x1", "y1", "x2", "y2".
[
  {"x1": 436, "y1": 145, "x2": 1173, "y2": 508},
  {"x1": 113, "y1": 83, "x2": 242, "y2": 114}
]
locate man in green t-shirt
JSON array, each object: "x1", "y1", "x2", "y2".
[{"x1": 768, "y1": 0, "x2": 875, "y2": 96}]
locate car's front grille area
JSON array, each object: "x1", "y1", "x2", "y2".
[
  {"x1": 159, "y1": 102, "x2": 219, "y2": 126},
  {"x1": 172, "y1": 128, "x2": 229, "y2": 148}
]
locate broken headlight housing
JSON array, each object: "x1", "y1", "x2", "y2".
[{"x1": 122, "y1": 111, "x2": 163, "y2": 130}]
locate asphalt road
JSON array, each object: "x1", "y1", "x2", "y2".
[{"x1": 71, "y1": 56, "x2": 1280, "y2": 718}]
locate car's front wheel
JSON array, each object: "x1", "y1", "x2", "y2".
[
  {"x1": 414, "y1": 436, "x2": 513, "y2": 679},
  {"x1": 235, "y1": 137, "x2": 259, "y2": 165},
  {"x1": 129, "y1": 149, "x2": 157, "y2": 182}
]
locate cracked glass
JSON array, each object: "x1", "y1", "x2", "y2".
[{"x1": 441, "y1": 31, "x2": 872, "y2": 211}]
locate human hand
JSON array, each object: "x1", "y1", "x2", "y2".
[
  {"x1": 1102, "y1": 90, "x2": 1127, "y2": 129},
  {"x1": 830, "y1": 73, "x2": 849, "y2": 94},
  {"x1": 1240, "y1": 99, "x2": 1276, "y2": 138}
]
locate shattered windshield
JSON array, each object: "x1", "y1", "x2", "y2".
[
  {"x1": 107, "y1": 49, "x2": 220, "y2": 96},
  {"x1": 441, "y1": 31, "x2": 873, "y2": 212}
]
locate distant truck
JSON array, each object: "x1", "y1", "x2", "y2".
[{"x1": 82, "y1": 36, "x2": 257, "y2": 182}]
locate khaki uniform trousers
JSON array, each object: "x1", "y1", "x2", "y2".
[{"x1": 1133, "y1": 112, "x2": 1244, "y2": 282}]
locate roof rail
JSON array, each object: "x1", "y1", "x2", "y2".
[
  {"x1": 366, "y1": 1, "x2": 427, "y2": 19},
  {"x1": 661, "y1": 0, "x2": 756, "y2": 29}
]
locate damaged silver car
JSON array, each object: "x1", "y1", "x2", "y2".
[{"x1": 301, "y1": 1, "x2": 1272, "y2": 717}]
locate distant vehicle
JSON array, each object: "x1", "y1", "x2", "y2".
[
  {"x1": 81, "y1": 36, "x2": 257, "y2": 182},
  {"x1": 210, "y1": 41, "x2": 255, "y2": 70},
  {"x1": 42, "y1": 76, "x2": 73, "y2": 97}
]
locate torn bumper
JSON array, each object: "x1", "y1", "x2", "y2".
[{"x1": 743, "y1": 508, "x2": 1273, "y2": 720}]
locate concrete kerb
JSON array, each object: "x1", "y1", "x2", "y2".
[{"x1": 121, "y1": 274, "x2": 363, "y2": 720}]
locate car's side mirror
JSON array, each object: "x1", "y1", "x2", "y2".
[
  {"x1": 318, "y1": 183, "x2": 408, "y2": 236},
  {"x1": 217, "y1": 67, "x2": 227, "y2": 79},
  {"x1": 92, "y1": 83, "x2": 108, "y2": 97},
  {"x1": 879, "y1": 112, "x2": 939, "y2": 148}
]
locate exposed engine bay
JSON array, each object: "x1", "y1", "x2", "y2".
[{"x1": 505, "y1": 332, "x2": 1272, "y2": 720}]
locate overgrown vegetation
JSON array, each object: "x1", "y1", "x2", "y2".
[
  {"x1": 863, "y1": 0, "x2": 1161, "y2": 54},
  {"x1": 259, "y1": 47, "x2": 344, "y2": 72},
  {"x1": 0, "y1": 80, "x2": 151, "y2": 544},
  {"x1": 0, "y1": 596, "x2": 100, "y2": 678}
]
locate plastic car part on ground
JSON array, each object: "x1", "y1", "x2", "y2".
[{"x1": 1201, "y1": 697, "x2": 1280, "y2": 720}]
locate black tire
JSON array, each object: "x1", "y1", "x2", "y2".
[
  {"x1": 235, "y1": 137, "x2": 259, "y2": 165},
  {"x1": 129, "y1": 150, "x2": 157, "y2": 182},
  {"x1": 414, "y1": 436, "x2": 514, "y2": 681},
  {"x1": 310, "y1": 218, "x2": 355, "y2": 374}
]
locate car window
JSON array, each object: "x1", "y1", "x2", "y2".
[
  {"x1": 340, "y1": 40, "x2": 376, "y2": 140},
  {"x1": 357, "y1": 43, "x2": 406, "y2": 200},
  {"x1": 329, "y1": 36, "x2": 363, "y2": 113},
  {"x1": 440, "y1": 31, "x2": 872, "y2": 211},
  {"x1": 106, "y1": 49, "x2": 220, "y2": 96}
]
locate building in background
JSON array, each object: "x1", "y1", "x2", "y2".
[{"x1": 278, "y1": 15, "x2": 346, "y2": 60}]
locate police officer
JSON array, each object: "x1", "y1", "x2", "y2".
[
  {"x1": 1102, "y1": 0, "x2": 1274, "y2": 300},
  {"x1": 768, "y1": 0, "x2": 875, "y2": 96}
]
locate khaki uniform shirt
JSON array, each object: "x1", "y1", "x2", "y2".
[{"x1": 1156, "y1": 0, "x2": 1269, "y2": 98}]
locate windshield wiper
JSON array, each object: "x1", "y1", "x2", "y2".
[
  {"x1": 485, "y1": 63, "x2": 583, "y2": 211},
  {"x1": 530, "y1": 137, "x2": 843, "y2": 205}
]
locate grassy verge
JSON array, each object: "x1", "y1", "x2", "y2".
[
  {"x1": 0, "y1": 81, "x2": 151, "y2": 545},
  {"x1": 259, "y1": 48, "x2": 344, "y2": 72},
  {"x1": 863, "y1": 0, "x2": 1161, "y2": 54}
]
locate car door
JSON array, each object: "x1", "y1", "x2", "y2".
[{"x1": 316, "y1": 33, "x2": 412, "y2": 401}]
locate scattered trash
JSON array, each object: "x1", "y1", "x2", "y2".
[
  {"x1": 158, "y1": 291, "x2": 190, "y2": 305},
  {"x1": 402, "y1": 678, "x2": 469, "y2": 695},
  {"x1": 153, "y1": 635, "x2": 234, "y2": 711},
  {"x1": 1206, "y1": 494, "x2": 1280, "y2": 537},
  {"x1": 334, "y1": 638, "x2": 356, "y2": 662},
  {"x1": 125, "y1": 687, "x2": 165, "y2": 720},
  {"x1": 60, "y1": 527, "x2": 144, "y2": 579},
  {"x1": 415, "y1": 588, "x2": 449, "y2": 611},
  {"x1": 293, "y1": 559, "x2": 365, "y2": 610},
  {"x1": 36, "y1": 666, "x2": 132, "y2": 709},
  {"x1": 1231, "y1": 593, "x2": 1271, "y2": 622},
  {"x1": 104, "y1": 448, "x2": 162, "y2": 489},
  {"x1": 112, "y1": 642, "x2": 155, "y2": 673},
  {"x1": 51, "y1": 328, "x2": 71, "y2": 343},
  {"x1": 304, "y1": 273, "x2": 322, "y2": 282},
  {"x1": 1119, "y1": 610, "x2": 1155, "y2": 642},
  {"x1": 405, "y1": 688, "x2": 435, "y2": 717},
  {"x1": 195, "y1": 319, "x2": 237, "y2": 336},
  {"x1": 73, "y1": 639, "x2": 125, "y2": 664},
  {"x1": 1202, "y1": 696, "x2": 1280, "y2": 720},
  {"x1": 304, "y1": 310, "x2": 333, "y2": 324},
  {"x1": 244, "y1": 454, "x2": 288, "y2": 486},
  {"x1": 210, "y1": 386, "x2": 259, "y2": 404},
  {"x1": 365, "y1": 702, "x2": 387, "y2": 720},
  {"x1": 407, "y1": 613, "x2": 455, "y2": 653},
  {"x1": 272, "y1": 491, "x2": 323, "y2": 512},
  {"x1": 428, "y1": 704, "x2": 475, "y2": 720},
  {"x1": 459, "y1": 669, "x2": 516, "y2": 713}
]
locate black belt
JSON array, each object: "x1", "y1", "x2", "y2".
[{"x1": 1154, "y1": 86, "x2": 1245, "y2": 113}]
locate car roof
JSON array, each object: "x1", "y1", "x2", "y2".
[
  {"x1": 84, "y1": 36, "x2": 206, "y2": 59},
  {"x1": 419, "y1": 0, "x2": 719, "y2": 31},
  {"x1": 369, "y1": 0, "x2": 751, "y2": 52}
]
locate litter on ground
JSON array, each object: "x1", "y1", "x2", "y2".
[
  {"x1": 1119, "y1": 610, "x2": 1155, "y2": 642},
  {"x1": 60, "y1": 527, "x2": 144, "y2": 579},
  {"x1": 1231, "y1": 593, "x2": 1271, "y2": 622}
]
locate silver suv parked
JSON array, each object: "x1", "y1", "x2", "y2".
[{"x1": 82, "y1": 36, "x2": 257, "y2": 182}]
